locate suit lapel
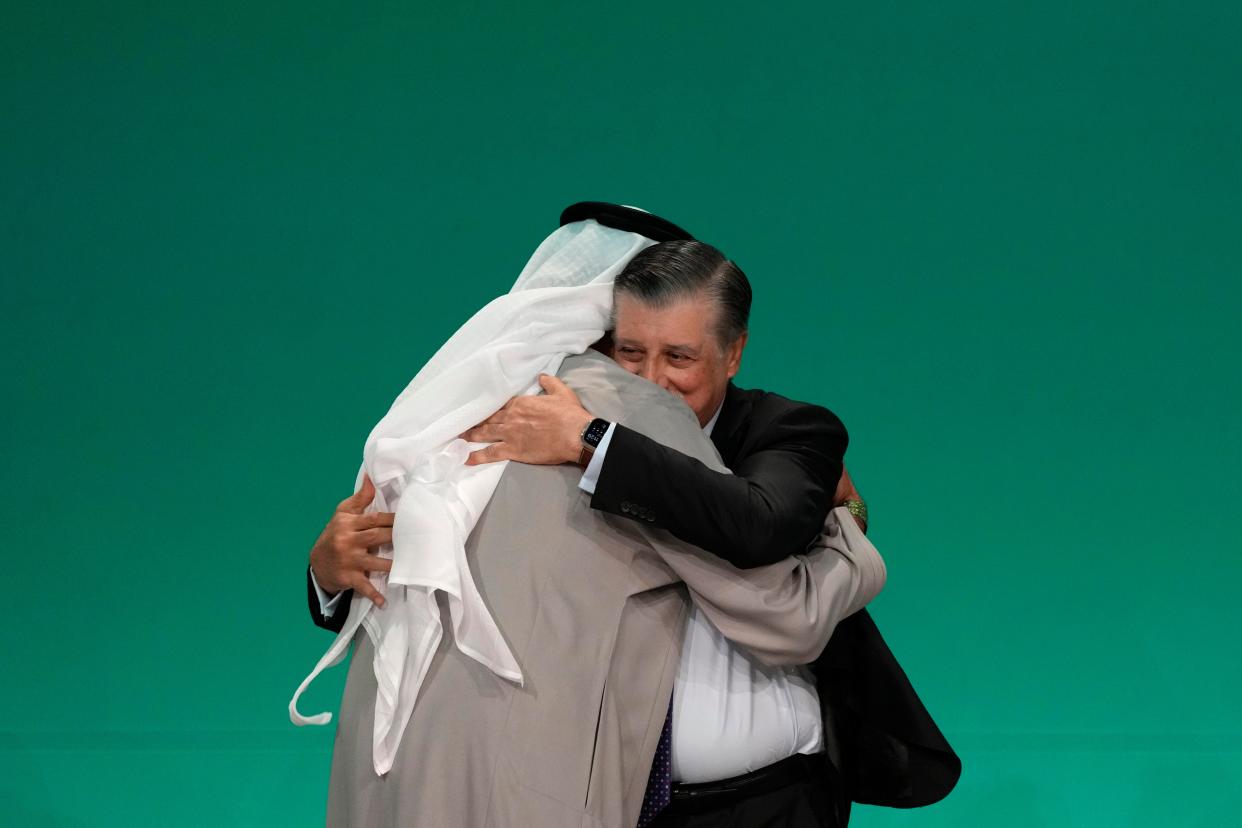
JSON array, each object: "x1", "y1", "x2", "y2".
[{"x1": 709, "y1": 382, "x2": 754, "y2": 467}]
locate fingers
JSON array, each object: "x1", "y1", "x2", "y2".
[
  {"x1": 356, "y1": 526, "x2": 393, "y2": 548},
  {"x1": 841, "y1": 466, "x2": 861, "y2": 502},
  {"x1": 833, "y1": 466, "x2": 853, "y2": 507},
  {"x1": 360, "y1": 553, "x2": 393, "y2": 573},
  {"x1": 350, "y1": 573, "x2": 386, "y2": 608},
  {"x1": 339, "y1": 473, "x2": 375, "y2": 514},
  {"x1": 462, "y1": 398, "x2": 516, "y2": 436},
  {"x1": 461, "y1": 423, "x2": 504, "y2": 443},
  {"x1": 357, "y1": 511, "x2": 395, "y2": 529},
  {"x1": 538, "y1": 373, "x2": 574, "y2": 399},
  {"x1": 465, "y1": 443, "x2": 511, "y2": 465}
]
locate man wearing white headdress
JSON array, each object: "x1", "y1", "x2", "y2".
[{"x1": 290, "y1": 208, "x2": 889, "y2": 826}]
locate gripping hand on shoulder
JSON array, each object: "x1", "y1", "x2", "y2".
[{"x1": 462, "y1": 374, "x2": 594, "y2": 467}]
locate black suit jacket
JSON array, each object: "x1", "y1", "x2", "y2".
[{"x1": 305, "y1": 381, "x2": 960, "y2": 809}]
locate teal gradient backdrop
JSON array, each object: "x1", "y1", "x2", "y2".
[{"x1": 3, "y1": 2, "x2": 1239, "y2": 825}]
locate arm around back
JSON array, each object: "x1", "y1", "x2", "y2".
[
  {"x1": 591, "y1": 398, "x2": 847, "y2": 568},
  {"x1": 654, "y1": 504, "x2": 886, "y2": 666}
]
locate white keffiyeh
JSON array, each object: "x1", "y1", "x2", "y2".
[{"x1": 288, "y1": 219, "x2": 656, "y2": 775}]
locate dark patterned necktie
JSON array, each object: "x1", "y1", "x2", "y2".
[{"x1": 636, "y1": 697, "x2": 673, "y2": 826}]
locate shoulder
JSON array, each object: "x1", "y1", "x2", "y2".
[
  {"x1": 721, "y1": 384, "x2": 848, "y2": 458},
  {"x1": 560, "y1": 350, "x2": 698, "y2": 426},
  {"x1": 560, "y1": 350, "x2": 720, "y2": 464}
]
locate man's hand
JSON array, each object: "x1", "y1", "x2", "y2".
[
  {"x1": 462, "y1": 374, "x2": 593, "y2": 467},
  {"x1": 833, "y1": 466, "x2": 867, "y2": 533},
  {"x1": 308, "y1": 473, "x2": 394, "y2": 608}
]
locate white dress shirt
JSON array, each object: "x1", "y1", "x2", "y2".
[
  {"x1": 578, "y1": 402, "x2": 825, "y2": 783},
  {"x1": 313, "y1": 399, "x2": 826, "y2": 784}
]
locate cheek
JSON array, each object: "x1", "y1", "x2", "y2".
[{"x1": 668, "y1": 368, "x2": 706, "y2": 400}]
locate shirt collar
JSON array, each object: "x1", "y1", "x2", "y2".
[{"x1": 703, "y1": 398, "x2": 725, "y2": 436}]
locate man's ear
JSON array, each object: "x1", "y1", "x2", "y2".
[{"x1": 725, "y1": 331, "x2": 748, "y2": 379}]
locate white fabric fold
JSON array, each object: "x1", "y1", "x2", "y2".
[{"x1": 289, "y1": 219, "x2": 656, "y2": 775}]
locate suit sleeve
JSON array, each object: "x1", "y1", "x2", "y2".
[
  {"x1": 306, "y1": 566, "x2": 350, "y2": 634},
  {"x1": 591, "y1": 401, "x2": 847, "y2": 568}
]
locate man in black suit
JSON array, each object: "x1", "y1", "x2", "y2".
[{"x1": 306, "y1": 203, "x2": 959, "y2": 826}]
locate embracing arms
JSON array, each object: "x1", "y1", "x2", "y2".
[{"x1": 589, "y1": 400, "x2": 846, "y2": 568}]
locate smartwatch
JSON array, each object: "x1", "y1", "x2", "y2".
[{"x1": 578, "y1": 417, "x2": 611, "y2": 466}]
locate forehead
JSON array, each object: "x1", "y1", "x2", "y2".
[{"x1": 613, "y1": 292, "x2": 717, "y2": 345}]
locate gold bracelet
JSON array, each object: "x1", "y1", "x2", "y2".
[{"x1": 843, "y1": 498, "x2": 868, "y2": 526}]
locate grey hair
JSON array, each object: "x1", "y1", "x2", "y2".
[{"x1": 611, "y1": 240, "x2": 752, "y2": 348}]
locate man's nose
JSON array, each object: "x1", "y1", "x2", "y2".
[{"x1": 639, "y1": 363, "x2": 672, "y2": 391}]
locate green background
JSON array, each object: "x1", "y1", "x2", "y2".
[{"x1": 3, "y1": 1, "x2": 1239, "y2": 825}]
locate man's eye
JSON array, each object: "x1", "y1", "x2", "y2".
[
  {"x1": 668, "y1": 353, "x2": 689, "y2": 362},
  {"x1": 618, "y1": 348, "x2": 642, "y2": 358}
]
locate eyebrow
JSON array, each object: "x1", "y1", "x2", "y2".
[
  {"x1": 615, "y1": 338, "x2": 699, "y2": 353},
  {"x1": 665, "y1": 344, "x2": 699, "y2": 355}
]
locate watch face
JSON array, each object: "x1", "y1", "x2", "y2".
[{"x1": 583, "y1": 418, "x2": 609, "y2": 449}]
